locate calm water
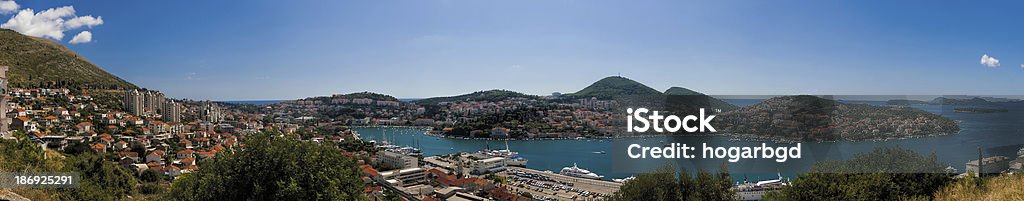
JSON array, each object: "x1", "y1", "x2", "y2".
[{"x1": 354, "y1": 99, "x2": 1024, "y2": 181}]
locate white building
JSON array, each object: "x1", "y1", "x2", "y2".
[
  {"x1": 378, "y1": 150, "x2": 418, "y2": 169},
  {"x1": 144, "y1": 91, "x2": 165, "y2": 115},
  {"x1": 162, "y1": 100, "x2": 181, "y2": 122},
  {"x1": 379, "y1": 167, "x2": 426, "y2": 187},
  {"x1": 201, "y1": 103, "x2": 223, "y2": 123},
  {"x1": 469, "y1": 156, "x2": 506, "y2": 175},
  {"x1": 124, "y1": 90, "x2": 145, "y2": 116}
]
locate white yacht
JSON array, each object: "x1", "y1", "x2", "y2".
[
  {"x1": 478, "y1": 140, "x2": 528, "y2": 167},
  {"x1": 735, "y1": 173, "x2": 788, "y2": 201},
  {"x1": 612, "y1": 176, "x2": 635, "y2": 183},
  {"x1": 560, "y1": 163, "x2": 604, "y2": 180}
]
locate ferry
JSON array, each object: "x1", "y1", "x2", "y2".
[
  {"x1": 560, "y1": 163, "x2": 604, "y2": 180},
  {"x1": 734, "y1": 173, "x2": 788, "y2": 201}
]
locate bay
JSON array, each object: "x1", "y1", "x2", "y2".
[{"x1": 354, "y1": 99, "x2": 1024, "y2": 182}]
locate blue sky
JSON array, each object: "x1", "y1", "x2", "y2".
[{"x1": 2, "y1": 0, "x2": 1023, "y2": 100}]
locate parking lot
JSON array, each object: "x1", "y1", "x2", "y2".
[{"x1": 497, "y1": 167, "x2": 622, "y2": 201}]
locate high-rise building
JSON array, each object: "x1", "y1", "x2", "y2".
[
  {"x1": 162, "y1": 100, "x2": 181, "y2": 122},
  {"x1": 144, "y1": 91, "x2": 165, "y2": 114},
  {"x1": 124, "y1": 89, "x2": 145, "y2": 116},
  {"x1": 0, "y1": 66, "x2": 9, "y2": 138},
  {"x1": 201, "y1": 103, "x2": 222, "y2": 123}
]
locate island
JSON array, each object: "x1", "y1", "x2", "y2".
[{"x1": 716, "y1": 95, "x2": 960, "y2": 142}]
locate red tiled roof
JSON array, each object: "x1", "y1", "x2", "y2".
[{"x1": 363, "y1": 186, "x2": 383, "y2": 193}]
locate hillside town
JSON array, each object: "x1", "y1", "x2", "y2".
[{"x1": 266, "y1": 92, "x2": 623, "y2": 140}]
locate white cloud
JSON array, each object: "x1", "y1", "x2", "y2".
[
  {"x1": 0, "y1": 6, "x2": 103, "y2": 40},
  {"x1": 0, "y1": 0, "x2": 18, "y2": 14},
  {"x1": 65, "y1": 15, "x2": 102, "y2": 28},
  {"x1": 1020, "y1": 64, "x2": 1023, "y2": 70},
  {"x1": 980, "y1": 54, "x2": 1000, "y2": 68},
  {"x1": 69, "y1": 31, "x2": 91, "y2": 44}
]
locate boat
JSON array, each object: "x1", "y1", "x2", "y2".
[
  {"x1": 610, "y1": 176, "x2": 634, "y2": 182},
  {"x1": 560, "y1": 163, "x2": 604, "y2": 180},
  {"x1": 735, "y1": 173, "x2": 788, "y2": 201},
  {"x1": 372, "y1": 139, "x2": 422, "y2": 156},
  {"x1": 478, "y1": 140, "x2": 528, "y2": 167},
  {"x1": 592, "y1": 151, "x2": 606, "y2": 154}
]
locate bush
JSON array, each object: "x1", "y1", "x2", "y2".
[
  {"x1": 141, "y1": 183, "x2": 166, "y2": 195},
  {"x1": 764, "y1": 147, "x2": 952, "y2": 200},
  {"x1": 609, "y1": 164, "x2": 735, "y2": 201},
  {"x1": 140, "y1": 169, "x2": 163, "y2": 183}
]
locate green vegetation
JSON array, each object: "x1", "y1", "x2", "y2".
[
  {"x1": 167, "y1": 132, "x2": 366, "y2": 201},
  {"x1": 764, "y1": 147, "x2": 952, "y2": 200},
  {"x1": 61, "y1": 153, "x2": 140, "y2": 200},
  {"x1": 663, "y1": 87, "x2": 702, "y2": 96},
  {"x1": 664, "y1": 86, "x2": 739, "y2": 112},
  {"x1": 333, "y1": 92, "x2": 400, "y2": 102},
  {"x1": 569, "y1": 76, "x2": 663, "y2": 99},
  {"x1": 609, "y1": 165, "x2": 736, "y2": 201},
  {"x1": 0, "y1": 29, "x2": 137, "y2": 89},
  {"x1": 0, "y1": 132, "x2": 138, "y2": 201},
  {"x1": 934, "y1": 173, "x2": 1024, "y2": 200},
  {"x1": 413, "y1": 89, "x2": 538, "y2": 105},
  {"x1": 928, "y1": 97, "x2": 1003, "y2": 105}
]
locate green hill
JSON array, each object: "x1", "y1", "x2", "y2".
[
  {"x1": 0, "y1": 29, "x2": 136, "y2": 89},
  {"x1": 569, "y1": 76, "x2": 662, "y2": 99},
  {"x1": 663, "y1": 86, "x2": 702, "y2": 96},
  {"x1": 717, "y1": 95, "x2": 959, "y2": 141},
  {"x1": 332, "y1": 92, "x2": 399, "y2": 101},
  {"x1": 664, "y1": 86, "x2": 739, "y2": 111},
  {"x1": 414, "y1": 89, "x2": 538, "y2": 105}
]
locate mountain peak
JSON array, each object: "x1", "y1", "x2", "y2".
[{"x1": 570, "y1": 76, "x2": 662, "y2": 99}]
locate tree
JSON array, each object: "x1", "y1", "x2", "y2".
[
  {"x1": 140, "y1": 169, "x2": 163, "y2": 183},
  {"x1": 60, "y1": 153, "x2": 139, "y2": 200},
  {"x1": 609, "y1": 164, "x2": 736, "y2": 201},
  {"x1": 63, "y1": 141, "x2": 92, "y2": 155},
  {"x1": 167, "y1": 132, "x2": 366, "y2": 201}
]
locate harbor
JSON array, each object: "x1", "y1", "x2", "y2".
[{"x1": 354, "y1": 100, "x2": 1024, "y2": 183}]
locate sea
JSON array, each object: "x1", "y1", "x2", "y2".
[{"x1": 355, "y1": 99, "x2": 1024, "y2": 182}]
